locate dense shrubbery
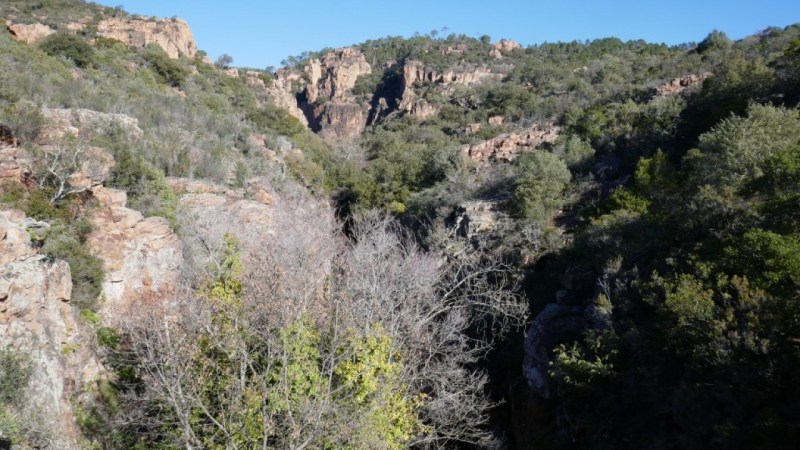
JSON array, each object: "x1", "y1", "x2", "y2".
[
  {"x1": 140, "y1": 45, "x2": 187, "y2": 87},
  {"x1": 39, "y1": 33, "x2": 95, "y2": 68}
]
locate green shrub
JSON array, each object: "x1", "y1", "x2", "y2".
[
  {"x1": 140, "y1": 45, "x2": 187, "y2": 87},
  {"x1": 41, "y1": 220, "x2": 105, "y2": 310},
  {"x1": 0, "y1": 101, "x2": 46, "y2": 144},
  {"x1": 109, "y1": 147, "x2": 178, "y2": 226},
  {"x1": 0, "y1": 351, "x2": 31, "y2": 405},
  {"x1": 39, "y1": 33, "x2": 95, "y2": 68},
  {"x1": 247, "y1": 103, "x2": 306, "y2": 137},
  {"x1": 512, "y1": 151, "x2": 571, "y2": 223}
]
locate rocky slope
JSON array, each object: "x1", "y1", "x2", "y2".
[{"x1": 4, "y1": 15, "x2": 197, "y2": 60}]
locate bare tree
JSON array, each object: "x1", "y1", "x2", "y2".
[
  {"x1": 108, "y1": 186, "x2": 526, "y2": 449},
  {"x1": 31, "y1": 135, "x2": 111, "y2": 203}
]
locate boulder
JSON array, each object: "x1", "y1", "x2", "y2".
[
  {"x1": 0, "y1": 146, "x2": 31, "y2": 184},
  {"x1": 447, "y1": 200, "x2": 502, "y2": 239},
  {"x1": 466, "y1": 123, "x2": 482, "y2": 135},
  {"x1": 64, "y1": 146, "x2": 115, "y2": 189}
]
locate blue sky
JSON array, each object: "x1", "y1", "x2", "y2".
[{"x1": 93, "y1": 1, "x2": 800, "y2": 69}]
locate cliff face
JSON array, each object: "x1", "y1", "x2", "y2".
[
  {"x1": 264, "y1": 48, "x2": 510, "y2": 140},
  {"x1": 264, "y1": 47, "x2": 372, "y2": 142},
  {"x1": 1, "y1": 210, "x2": 102, "y2": 450},
  {"x1": 306, "y1": 47, "x2": 372, "y2": 103},
  {"x1": 4, "y1": 16, "x2": 197, "y2": 60},
  {"x1": 86, "y1": 186, "x2": 182, "y2": 317},
  {"x1": 460, "y1": 123, "x2": 560, "y2": 164},
  {"x1": 96, "y1": 17, "x2": 197, "y2": 59},
  {"x1": 402, "y1": 59, "x2": 498, "y2": 87}
]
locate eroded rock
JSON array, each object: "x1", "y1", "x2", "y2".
[
  {"x1": 460, "y1": 123, "x2": 560, "y2": 164},
  {"x1": 652, "y1": 73, "x2": 711, "y2": 97},
  {"x1": 85, "y1": 187, "x2": 181, "y2": 315},
  {"x1": 5, "y1": 21, "x2": 55, "y2": 44},
  {"x1": 0, "y1": 209, "x2": 100, "y2": 450},
  {"x1": 493, "y1": 39, "x2": 523, "y2": 53},
  {"x1": 96, "y1": 17, "x2": 197, "y2": 59}
]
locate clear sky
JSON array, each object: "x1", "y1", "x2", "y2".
[{"x1": 93, "y1": 1, "x2": 800, "y2": 69}]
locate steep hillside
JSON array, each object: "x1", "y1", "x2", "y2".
[{"x1": 1, "y1": 0, "x2": 800, "y2": 448}]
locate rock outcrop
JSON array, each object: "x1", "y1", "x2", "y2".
[
  {"x1": 402, "y1": 60, "x2": 497, "y2": 87},
  {"x1": 391, "y1": 60, "x2": 500, "y2": 120},
  {"x1": 96, "y1": 17, "x2": 197, "y2": 59},
  {"x1": 397, "y1": 89, "x2": 439, "y2": 120},
  {"x1": 494, "y1": 39, "x2": 523, "y2": 53},
  {"x1": 305, "y1": 47, "x2": 372, "y2": 103},
  {"x1": 1, "y1": 209, "x2": 101, "y2": 449},
  {"x1": 652, "y1": 73, "x2": 711, "y2": 97},
  {"x1": 460, "y1": 123, "x2": 560, "y2": 164},
  {"x1": 0, "y1": 146, "x2": 30, "y2": 184},
  {"x1": 447, "y1": 199, "x2": 503, "y2": 239},
  {"x1": 264, "y1": 69, "x2": 310, "y2": 126},
  {"x1": 5, "y1": 21, "x2": 55, "y2": 44},
  {"x1": 304, "y1": 48, "x2": 372, "y2": 140},
  {"x1": 316, "y1": 102, "x2": 368, "y2": 141},
  {"x1": 85, "y1": 186, "x2": 181, "y2": 316},
  {"x1": 265, "y1": 48, "x2": 372, "y2": 141}
]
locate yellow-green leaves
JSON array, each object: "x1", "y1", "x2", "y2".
[{"x1": 335, "y1": 325, "x2": 425, "y2": 450}]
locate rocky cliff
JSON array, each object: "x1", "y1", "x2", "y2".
[
  {"x1": 4, "y1": 16, "x2": 197, "y2": 60},
  {"x1": 86, "y1": 186, "x2": 181, "y2": 316},
  {"x1": 305, "y1": 47, "x2": 372, "y2": 103},
  {"x1": 460, "y1": 123, "x2": 560, "y2": 164},
  {"x1": 1, "y1": 209, "x2": 102, "y2": 449},
  {"x1": 264, "y1": 48, "x2": 509, "y2": 139},
  {"x1": 264, "y1": 47, "x2": 372, "y2": 141},
  {"x1": 96, "y1": 17, "x2": 197, "y2": 59}
]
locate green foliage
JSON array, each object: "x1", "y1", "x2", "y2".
[
  {"x1": 550, "y1": 331, "x2": 618, "y2": 391},
  {"x1": 725, "y1": 229, "x2": 800, "y2": 296},
  {"x1": 512, "y1": 151, "x2": 571, "y2": 223},
  {"x1": 41, "y1": 220, "x2": 105, "y2": 310},
  {"x1": 247, "y1": 103, "x2": 307, "y2": 137},
  {"x1": 0, "y1": 351, "x2": 31, "y2": 406},
  {"x1": 696, "y1": 30, "x2": 733, "y2": 54},
  {"x1": 554, "y1": 135, "x2": 595, "y2": 172},
  {"x1": 689, "y1": 104, "x2": 800, "y2": 193},
  {"x1": 39, "y1": 33, "x2": 95, "y2": 68},
  {"x1": 108, "y1": 145, "x2": 178, "y2": 226},
  {"x1": 0, "y1": 100, "x2": 46, "y2": 144},
  {"x1": 335, "y1": 327, "x2": 424, "y2": 449},
  {"x1": 140, "y1": 45, "x2": 187, "y2": 87},
  {"x1": 267, "y1": 319, "x2": 324, "y2": 414}
]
